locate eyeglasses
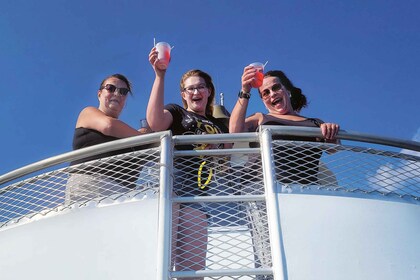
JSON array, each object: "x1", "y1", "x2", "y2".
[
  {"x1": 101, "y1": 84, "x2": 130, "y2": 96},
  {"x1": 260, "y1": 83, "x2": 284, "y2": 100},
  {"x1": 183, "y1": 84, "x2": 208, "y2": 94}
]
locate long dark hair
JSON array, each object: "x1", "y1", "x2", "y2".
[{"x1": 263, "y1": 70, "x2": 308, "y2": 112}]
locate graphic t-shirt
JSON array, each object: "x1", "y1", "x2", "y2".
[
  {"x1": 165, "y1": 103, "x2": 228, "y2": 149},
  {"x1": 165, "y1": 104, "x2": 228, "y2": 195}
]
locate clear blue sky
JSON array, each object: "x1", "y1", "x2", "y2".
[{"x1": 1, "y1": 0, "x2": 419, "y2": 175}]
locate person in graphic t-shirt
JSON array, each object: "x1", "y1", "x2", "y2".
[{"x1": 147, "y1": 47, "x2": 229, "y2": 279}]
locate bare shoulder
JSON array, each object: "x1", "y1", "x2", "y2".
[
  {"x1": 245, "y1": 112, "x2": 265, "y2": 132},
  {"x1": 76, "y1": 107, "x2": 105, "y2": 127},
  {"x1": 247, "y1": 112, "x2": 264, "y2": 120},
  {"x1": 80, "y1": 106, "x2": 100, "y2": 114}
]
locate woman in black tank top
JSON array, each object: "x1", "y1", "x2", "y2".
[
  {"x1": 67, "y1": 74, "x2": 152, "y2": 203},
  {"x1": 230, "y1": 69, "x2": 341, "y2": 275},
  {"x1": 230, "y1": 69, "x2": 340, "y2": 184}
]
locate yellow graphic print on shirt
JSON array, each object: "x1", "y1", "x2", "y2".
[{"x1": 184, "y1": 116, "x2": 223, "y2": 190}]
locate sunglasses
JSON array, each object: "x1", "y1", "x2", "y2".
[
  {"x1": 101, "y1": 84, "x2": 130, "y2": 96},
  {"x1": 260, "y1": 83, "x2": 284, "y2": 100}
]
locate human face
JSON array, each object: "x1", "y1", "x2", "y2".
[
  {"x1": 181, "y1": 76, "x2": 209, "y2": 116},
  {"x1": 259, "y1": 76, "x2": 294, "y2": 115},
  {"x1": 98, "y1": 77, "x2": 128, "y2": 118}
]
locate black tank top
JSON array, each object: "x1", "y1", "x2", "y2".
[
  {"x1": 247, "y1": 118, "x2": 324, "y2": 185},
  {"x1": 70, "y1": 128, "x2": 154, "y2": 188}
]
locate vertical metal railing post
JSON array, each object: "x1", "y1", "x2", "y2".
[
  {"x1": 260, "y1": 128, "x2": 288, "y2": 280},
  {"x1": 156, "y1": 132, "x2": 174, "y2": 280}
]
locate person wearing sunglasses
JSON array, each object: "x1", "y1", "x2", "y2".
[
  {"x1": 231, "y1": 68, "x2": 340, "y2": 141},
  {"x1": 147, "y1": 47, "x2": 230, "y2": 279},
  {"x1": 67, "y1": 73, "x2": 153, "y2": 203},
  {"x1": 230, "y1": 68, "x2": 340, "y2": 174},
  {"x1": 230, "y1": 68, "x2": 340, "y2": 278}
]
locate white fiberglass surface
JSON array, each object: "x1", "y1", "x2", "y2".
[
  {"x1": 0, "y1": 198, "x2": 159, "y2": 280},
  {"x1": 277, "y1": 192, "x2": 420, "y2": 280}
]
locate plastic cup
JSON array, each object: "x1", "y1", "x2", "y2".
[
  {"x1": 249, "y1": 62, "x2": 264, "y2": 88},
  {"x1": 155, "y1": 42, "x2": 172, "y2": 70},
  {"x1": 139, "y1": 119, "x2": 151, "y2": 133},
  {"x1": 140, "y1": 119, "x2": 148, "y2": 128}
]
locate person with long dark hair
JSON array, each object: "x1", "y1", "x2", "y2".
[{"x1": 230, "y1": 67, "x2": 340, "y2": 279}]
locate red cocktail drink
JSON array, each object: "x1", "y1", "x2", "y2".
[
  {"x1": 156, "y1": 42, "x2": 172, "y2": 70},
  {"x1": 249, "y1": 62, "x2": 264, "y2": 88}
]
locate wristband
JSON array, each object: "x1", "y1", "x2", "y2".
[{"x1": 238, "y1": 91, "x2": 251, "y2": 99}]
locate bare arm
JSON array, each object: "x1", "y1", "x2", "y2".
[
  {"x1": 76, "y1": 107, "x2": 144, "y2": 138},
  {"x1": 229, "y1": 66, "x2": 258, "y2": 133},
  {"x1": 146, "y1": 47, "x2": 173, "y2": 131},
  {"x1": 229, "y1": 98, "x2": 250, "y2": 133}
]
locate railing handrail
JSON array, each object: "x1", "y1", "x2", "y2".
[
  {"x1": 173, "y1": 132, "x2": 259, "y2": 144},
  {"x1": 0, "y1": 131, "x2": 169, "y2": 186},
  {"x1": 262, "y1": 126, "x2": 420, "y2": 152},
  {"x1": 1, "y1": 127, "x2": 419, "y2": 187}
]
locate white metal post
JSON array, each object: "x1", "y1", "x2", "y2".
[
  {"x1": 156, "y1": 133, "x2": 173, "y2": 280},
  {"x1": 260, "y1": 128, "x2": 288, "y2": 280}
]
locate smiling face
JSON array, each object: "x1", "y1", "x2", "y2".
[
  {"x1": 181, "y1": 76, "x2": 210, "y2": 116},
  {"x1": 97, "y1": 77, "x2": 128, "y2": 118},
  {"x1": 259, "y1": 76, "x2": 294, "y2": 115}
]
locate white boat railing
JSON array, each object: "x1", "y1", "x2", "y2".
[{"x1": 0, "y1": 126, "x2": 419, "y2": 280}]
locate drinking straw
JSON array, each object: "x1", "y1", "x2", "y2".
[
  {"x1": 153, "y1": 38, "x2": 156, "y2": 47},
  {"x1": 263, "y1": 61, "x2": 269, "y2": 68}
]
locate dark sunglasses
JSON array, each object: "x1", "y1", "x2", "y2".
[
  {"x1": 260, "y1": 83, "x2": 284, "y2": 100},
  {"x1": 101, "y1": 84, "x2": 130, "y2": 96}
]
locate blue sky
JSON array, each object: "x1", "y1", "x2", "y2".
[{"x1": 1, "y1": 0, "x2": 419, "y2": 175}]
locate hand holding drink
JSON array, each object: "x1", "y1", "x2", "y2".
[
  {"x1": 249, "y1": 62, "x2": 265, "y2": 88},
  {"x1": 155, "y1": 42, "x2": 172, "y2": 70}
]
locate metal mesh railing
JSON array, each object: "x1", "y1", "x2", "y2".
[
  {"x1": 0, "y1": 127, "x2": 419, "y2": 280},
  {"x1": 167, "y1": 129, "x2": 419, "y2": 280},
  {"x1": 270, "y1": 141, "x2": 420, "y2": 199},
  {"x1": 0, "y1": 146, "x2": 161, "y2": 226},
  {"x1": 171, "y1": 151, "x2": 270, "y2": 279}
]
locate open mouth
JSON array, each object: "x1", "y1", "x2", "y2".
[{"x1": 272, "y1": 97, "x2": 283, "y2": 106}]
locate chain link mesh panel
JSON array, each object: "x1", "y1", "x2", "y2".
[
  {"x1": 169, "y1": 138, "x2": 419, "y2": 279},
  {"x1": 0, "y1": 147, "x2": 160, "y2": 227},
  {"x1": 271, "y1": 140, "x2": 420, "y2": 199},
  {"x1": 171, "y1": 148, "x2": 272, "y2": 280}
]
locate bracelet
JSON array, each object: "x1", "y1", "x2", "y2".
[{"x1": 238, "y1": 91, "x2": 251, "y2": 99}]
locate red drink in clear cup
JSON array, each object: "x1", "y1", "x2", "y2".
[
  {"x1": 249, "y1": 62, "x2": 264, "y2": 88},
  {"x1": 156, "y1": 42, "x2": 172, "y2": 70}
]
